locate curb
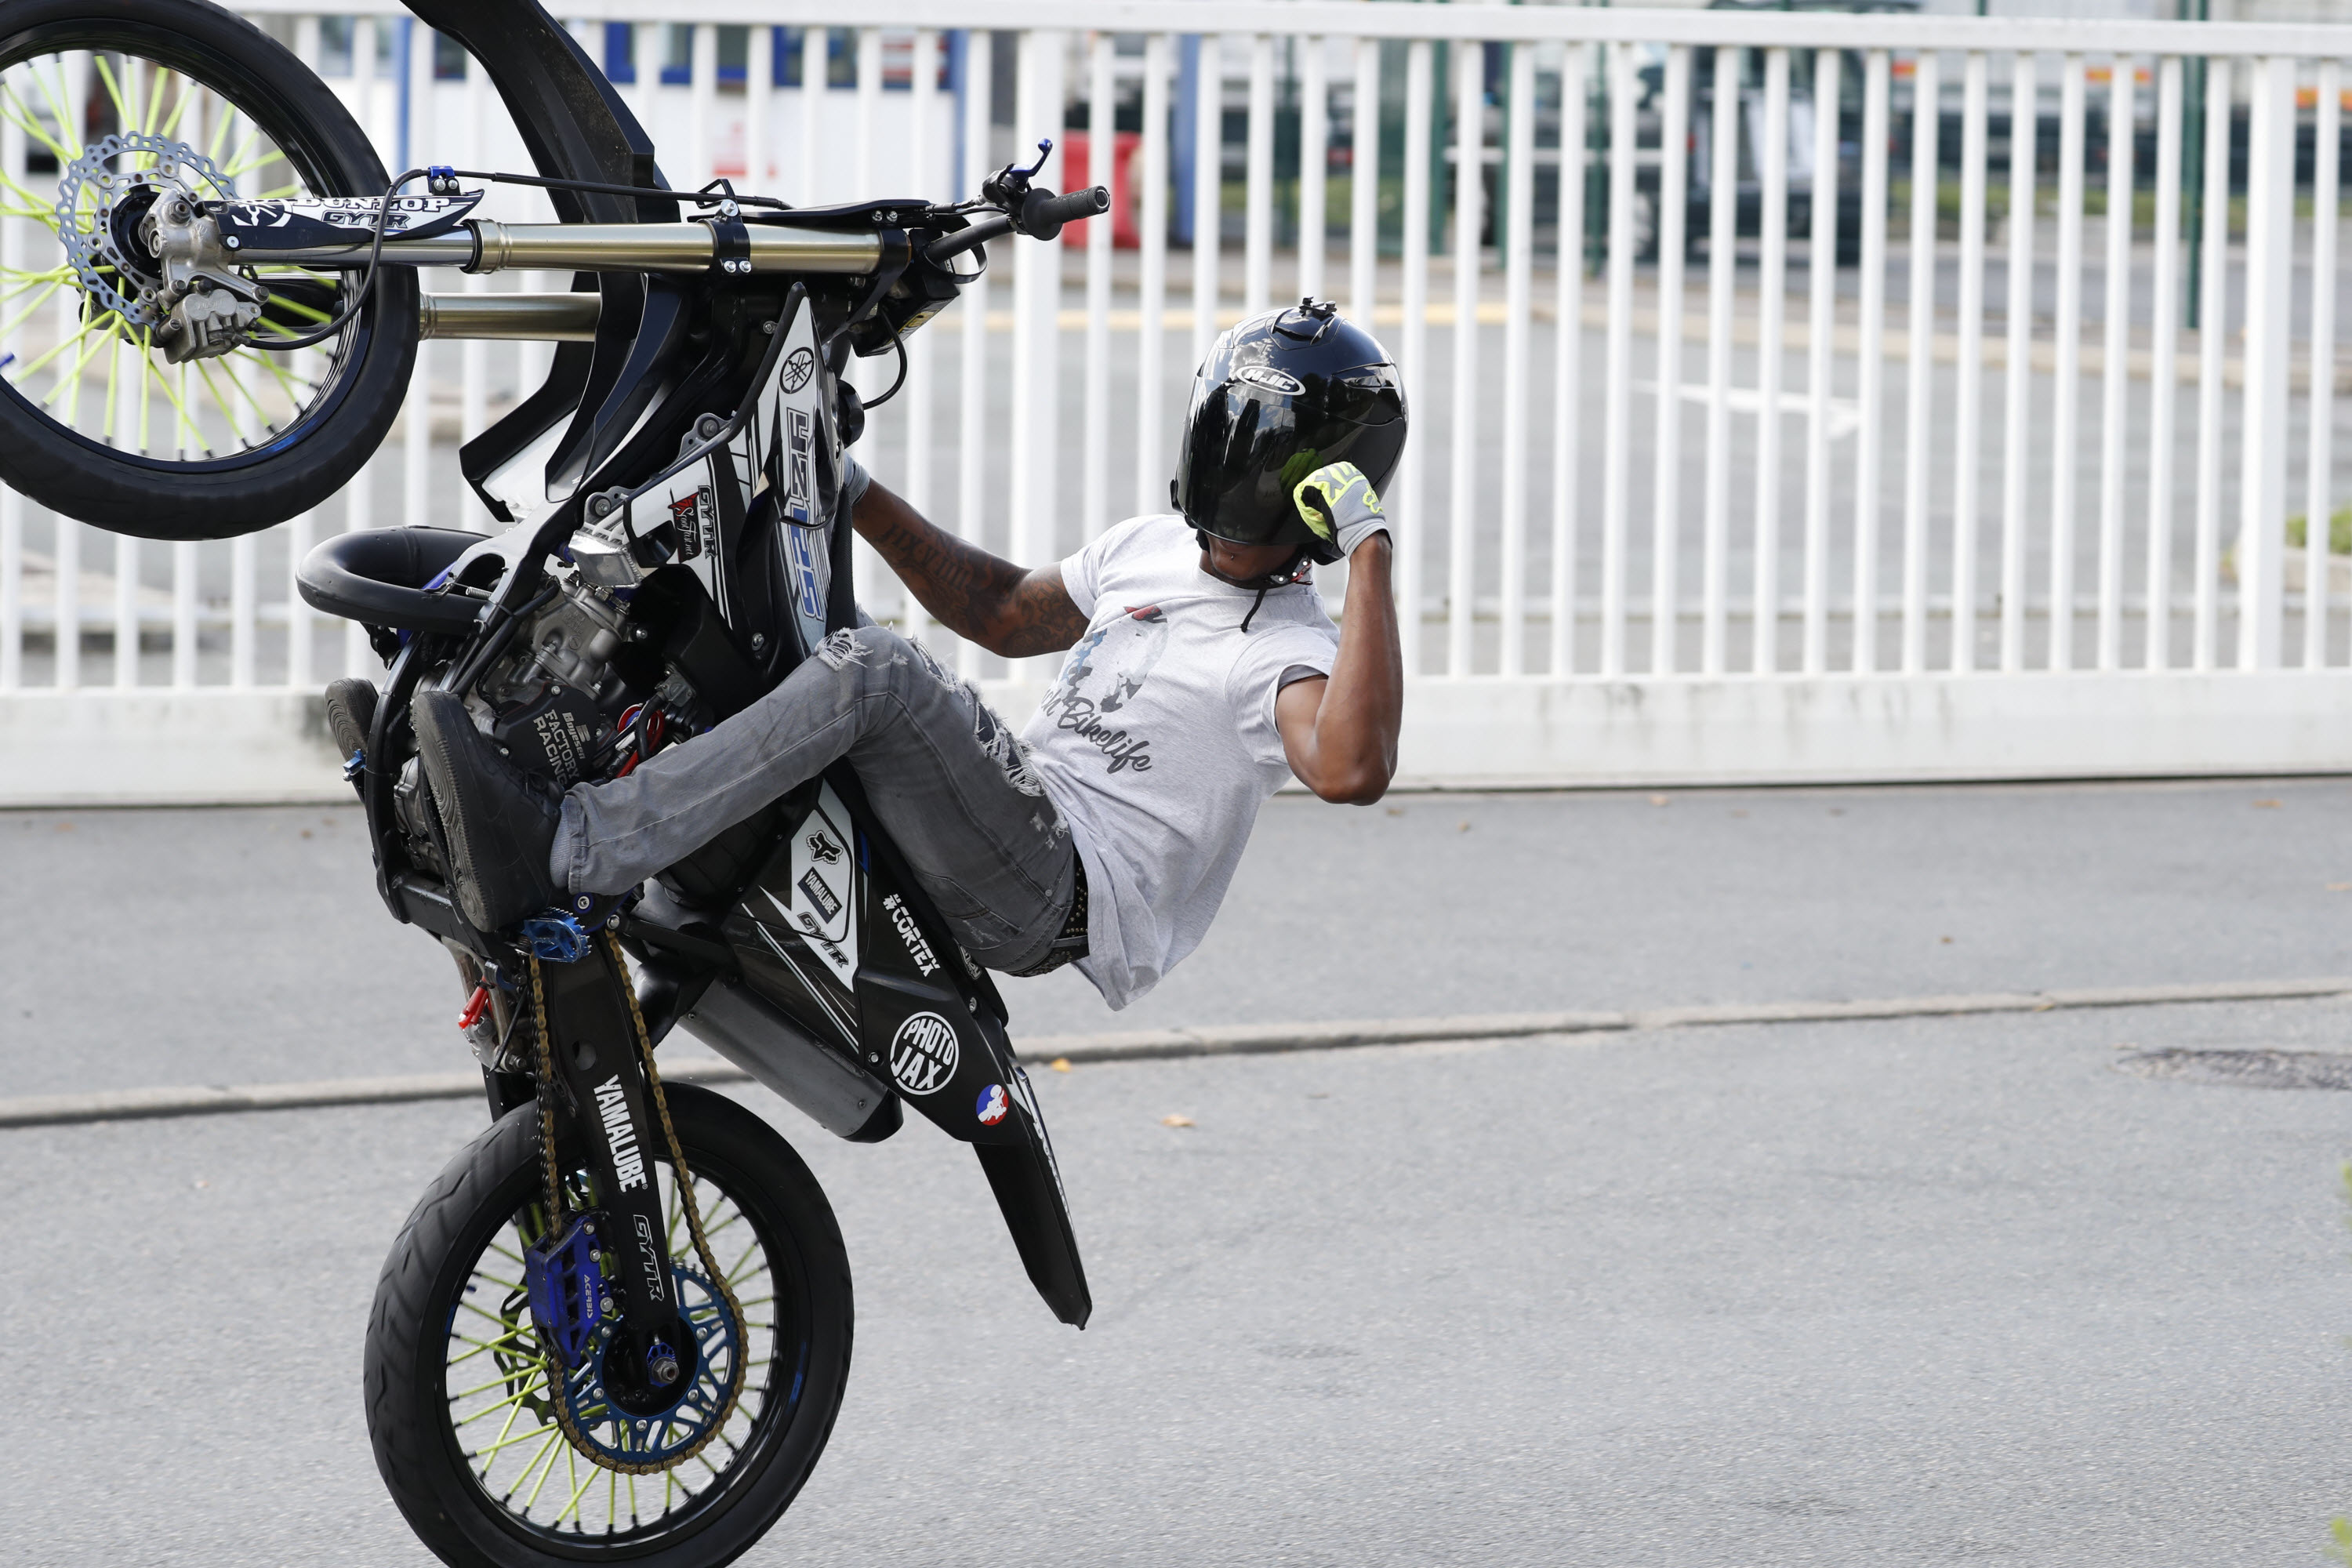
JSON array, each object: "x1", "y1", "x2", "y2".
[{"x1": 8, "y1": 975, "x2": 2349, "y2": 1131}]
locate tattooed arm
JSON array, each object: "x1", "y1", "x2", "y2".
[{"x1": 848, "y1": 477, "x2": 1090, "y2": 657}]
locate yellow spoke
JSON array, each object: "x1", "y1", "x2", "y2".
[
  {"x1": 56, "y1": 324, "x2": 97, "y2": 426},
  {"x1": 517, "y1": 1432, "x2": 566, "y2": 1508},
  {"x1": 556, "y1": 1449, "x2": 593, "y2": 1525},
  {"x1": 452, "y1": 1377, "x2": 549, "y2": 1418},
  {"x1": 100, "y1": 322, "x2": 123, "y2": 441},
  {"x1": 93, "y1": 56, "x2": 132, "y2": 139},
  {"x1": 521, "y1": 1429, "x2": 571, "y2": 1512},
  {"x1": 451, "y1": 1363, "x2": 547, "y2": 1403},
  {"x1": 454, "y1": 1294, "x2": 525, "y2": 1331},
  {"x1": 445, "y1": 1334, "x2": 532, "y2": 1370},
  {"x1": 0, "y1": 162, "x2": 67, "y2": 220},
  {"x1": 0, "y1": 278, "x2": 67, "y2": 339},
  {"x1": 134, "y1": 328, "x2": 154, "y2": 450},
  {"x1": 474, "y1": 1392, "x2": 530, "y2": 1486},
  {"x1": 237, "y1": 344, "x2": 313, "y2": 405},
  {"x1": 0, "y1": 93, "x2": 72, "y2": 167},
  {"x1": 220, "y1": 140, "x2": 285, "y2": 181},
  {"x1": 216, "y1": 125, "x2": 263, "y2": 179},
  {"x1": 142, "y1": 67, "x2": 168, "y2": 143},
  {"x1": 249, "y1": 180, "x2": 303, "y2": 200},
  {"x1": 475, "y1": 1421, "x2": 561, "y2": 1459},
  {"x1": 157, "y1": 75, "x2": 194, "y2": 141},
  {"x1": 139, "y1": 347, "x2": 203, "y2": 453},
  {"x1": 33, "y1": 56, "x2": 83, "y2": 143},
  {"x1": 196, "y1": 354, "x2": 278, "y2": 439},
  {"x1": 25, "y1": 307, "x2": 118, "y2": 387}
]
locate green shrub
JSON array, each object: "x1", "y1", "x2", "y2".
[{"x1": 2287, "y1": 506, "x2": 2352, "y2": 556}]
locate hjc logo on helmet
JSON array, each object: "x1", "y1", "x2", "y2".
[{"x1": 1233, "y1": 365, "x2": 1305, "y2": 396}]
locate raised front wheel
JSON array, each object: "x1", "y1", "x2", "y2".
[{"x1": 0, "y1": 0, "x2": 418, "y2": 539}]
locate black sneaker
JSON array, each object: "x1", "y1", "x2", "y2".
[{"x1": 413, "y1": 690, "x2": 563, "y2": 931}]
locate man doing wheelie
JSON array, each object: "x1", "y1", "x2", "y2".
[{"x1": 415, "y1": 299, "x2": 1407, "y2": 1011}]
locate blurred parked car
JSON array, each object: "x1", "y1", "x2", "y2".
[{"x1": 1624, "y1": 0, "x2": 1921, "y2": 263}]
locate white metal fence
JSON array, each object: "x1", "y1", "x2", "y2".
[{"x1": 5, "y1": 2, "x2": 2352, "y2": 798}]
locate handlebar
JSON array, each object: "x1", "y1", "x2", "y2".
[
  {"x1": 922, "y1": 185, "x2": 1109, "y2": 266},
  {"x1": 924, "y1": 214, "x2": 1012, "y2": 267}
]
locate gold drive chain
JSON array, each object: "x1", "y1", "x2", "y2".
[{"x1": 524, "y1": 935, "x2": 749, "y2": 1475}]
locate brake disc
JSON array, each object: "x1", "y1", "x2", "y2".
[{"x1": 53, "y1": 132, "x2": 235, "y2": 329}]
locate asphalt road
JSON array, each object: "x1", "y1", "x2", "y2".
[
  {"x1": 5, "y1": 776, "x2": 2350, "y2": 1100},
  {"x1": 8, "y1": 991, "x2": 2351, "y2": 1565}
]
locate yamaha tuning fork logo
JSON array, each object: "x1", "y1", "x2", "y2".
[{"x1": 889, "y1": 1012, "x2": 959, "y2": 1096}]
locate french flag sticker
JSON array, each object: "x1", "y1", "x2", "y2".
[{"x1": 975, "y1": 1083, "x2": 1010, "y2": 1127}]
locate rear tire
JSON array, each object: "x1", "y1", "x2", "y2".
[
  {"x1": 0, "y1": 0, "x2": 417, "y2": 539},
  {"x1": 365, "y1": 1084, "x2": 853, "y2": 1568}
]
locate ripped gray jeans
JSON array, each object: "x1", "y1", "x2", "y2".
[{"x1": 549, "y1": 624, "x2": 1076, "y2": 973}]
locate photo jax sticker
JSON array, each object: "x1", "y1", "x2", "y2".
[
  {"x1": 889, "y1": 1011, "x2": 960, "y2": 1096},
  {"x1": 975, "y1": 1083, "x2": 1010, "y2": 1127}
]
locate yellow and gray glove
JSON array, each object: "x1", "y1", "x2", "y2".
[{"x1": 1291, "y1": 461, "x2": 1388, "y2": 560}]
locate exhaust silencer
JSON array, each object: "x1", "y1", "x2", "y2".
[{"x1": 678, "y1": 979, "x2": 900, "y2": 1142}]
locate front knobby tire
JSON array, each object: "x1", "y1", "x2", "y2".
[{"x1": 365, "y1": 1084, "x2": 853, "y2": 1568}]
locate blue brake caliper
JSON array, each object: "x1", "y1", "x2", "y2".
[{"x1": 523, "y1": 1214, "x2": 607, "y2": 1369}]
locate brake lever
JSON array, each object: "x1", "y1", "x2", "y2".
[{"x1": 981, "y1": 138, "x2": 1054, "y2": 211}]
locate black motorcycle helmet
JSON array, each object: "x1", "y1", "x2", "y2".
[{"x1": 1172, "y1": 299, "x2": 1407, "y2": 568}]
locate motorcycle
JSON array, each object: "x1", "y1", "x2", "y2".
[{"x1": 0, "y1": 0, "x2": 1105, "y2": 1561}]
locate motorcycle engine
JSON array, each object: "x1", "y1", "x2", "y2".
[{"x1": 473, "y1": 564, "x2": 642, "y2": 789}]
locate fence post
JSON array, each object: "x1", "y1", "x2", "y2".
[
  {"x1": 1599, "y1": 40, "x2": 1637, "y2": 677},
  {"x1": 2307, "y1": 58, "x2": 2341, "y2": 671},
  {"x1": 690, "y1": 23, "x2": 717, "y2": 188},
  {"x1": 1191, "y1": 34, "x2": 1221, "y2": 364},
  {"x1": 1083, "y1": 30, "x2": 1113, "y2": 540},
  {"x1": 1397, "y1": 38, "x2": 1432, "y2": 677},
  {"x1": 1446, "y1": 38, "x2": 1481, "y2": 676},
  {"x1": 1138, "y1": 33, "x2": 1172, "y2": 517},
  {"x1": 1499, "y1": 40, "x2": 1535, "y2": 678},
  {"x1": 1008, "y1": 28, "x2": 1065, "y2": 599},
  {"x1": 1245, "y1": 34, "x2": 1273, "y2": 317},
  {"x1": 2234, "y1": 53, "x2": 2293, "y2": 670},
  {"x1": 1555, "y1": 40, "x2": 1594, "y2": 679},
  {"x1": 954, "y1": 28, "x2": 993, "y2": 682}
]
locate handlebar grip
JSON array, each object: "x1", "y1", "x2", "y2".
[{"x1": 1022, "y1": 185, "x2": 1110, "y2": 241}]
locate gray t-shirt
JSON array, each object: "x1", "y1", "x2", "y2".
[{"x1": 1022, "y1": 514, "x2": 1340, "y2": 1010}]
